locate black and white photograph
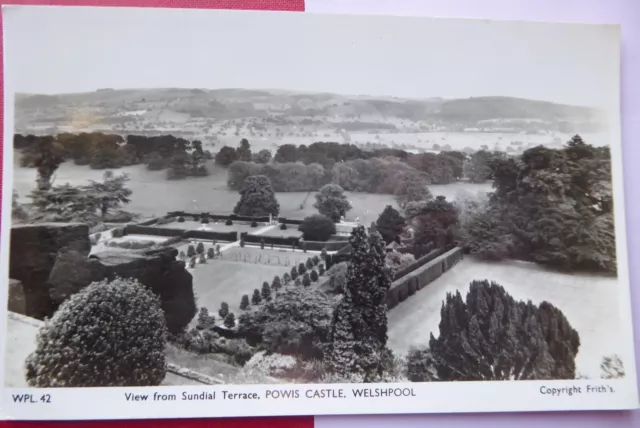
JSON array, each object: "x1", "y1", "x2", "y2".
[{"x1": 1, "y1": 5, "x2": 637, "y2": 419}]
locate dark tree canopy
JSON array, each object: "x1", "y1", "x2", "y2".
[
  {"x1": 414, "y1": 196, "x2": 460, "y2": 249},
  {"x1": 375, "y1": 205, "x2": 406, "y2": 244},
  {"x1": 314, "y1": 184, "x2": 352, "y2": 221},
  {"x1": 215, "y1": 146, "x2": 238, "y2": 166},
  {"x1": 233, "y1": 175, "x2": 280, "y2": 217},
  {"x1": 236, "y1": 138, "x2": 252, "y2": 162},
  {"x1": 326, "y1": 227, "x2": 392, "y2": 381},
  {"x1": 298, "y1": 214, "x2": 337, "y2": 242},
  {"x1": 421, "y1": 280, "x2": 580, "y2": 381}
]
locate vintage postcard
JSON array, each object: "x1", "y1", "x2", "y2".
[{"x1": 0, "y1": 5, "x2": 637, "y2": 420}]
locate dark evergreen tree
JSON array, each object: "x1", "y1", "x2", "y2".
[
  {"x1": 197, "y1": 307, "x2": 213, "y2": 328},
  {"x1": 310, "y1": 269, "x2": 319, "y2": 282},
  {"x1": 233, "y1": 175, "x2": 280, "y2": 217},
  {"x1": 252, "y1": 289, "x2": 262, "y2": 305},
  {"x1": 306, "y1": 258, "x2": 314, "y2": 270},
  {"x1": 295, "y1": 277, "x2": 302, "y2": 286},
  {"x1": 196, "y1": 242, "x2": 204, "y2": 254},
  {"x1": 207, "y1": 247, "x2": 215, "y2": 259},
  {"x1": 375, "y1": 205, "x2": 406, "y2": 244},
  {"x1": 302, "y1": 273, "x2": 311, "y2": 287},
  {"x1": 240, "y1": 294, "x2": 250, "y2": 310},
  {"x1": 218, "y1": 302, "x2": 229, "y2": 319},
  {"x1": 283, "y1": 272, "x2": 291, "y2": 284},
  {"x1": 312, "y1": 255, "x2": 321, "y2": 265},
  {"x1": 224, "y1": 313, "x2": 236, "y2": 328},
  {"x1": 271, "y1": 276, "x2": 282, "y2": 291},
  {"x1": 326, "y1": 226, "x2": 392, "y2": 381},
  {"x1": 298, "y1": 263, "x2": 307, "y2": 275},
  {"x1": 187, "y1": 245, "x2": 196, "y2": 257},
  {"x1": 290, "y1": 266, "x2": 298, "y2": 280},
  {"x1": 262, "y1": 282, "x2": 272, "y2": 301},
  {"x1": 236, "y1": 138, "x2": 252, "y2": 162},
  {"x1": 423, "y1": 280, "x2": 580, "y2": 381},
  {"x1": 298, "y1": 214, "x2": 337, "y2": 241},
  {"x1": 318, "y1": 264, "x2": 325, "y2": 276},
  {"x1": 414, "y1": 196, "x2": 459, "y2": 249}
]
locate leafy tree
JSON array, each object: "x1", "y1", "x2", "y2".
[
  {"x1": 298, "y1": 263, "x2": 307, "y2": 275},
  {"x1": 196, "y1": 242, "x2": 204, "y2": 254},
  {"x1": 310, "y1": 270, "x2": 319, "y2": 282},
  {"x1": 326, "y1": 227, "x2": 392, "y2": 381},
  {"x1": 219, "y1": 302, "x2": 229, "y2": 319},
  {"x1": 299, "y1": 214, "x2": 336, "y2": 241},
  {"x1": 272, "y1": 276, "x2": 282, "y2": 291},
  {"x1": 215, "y1": 146, "x2": 237, "y2": 166},
  {"x1": 414, "y1": 196, "x2": 459, "y2": 249},
  {"x1": 196, "y1": 307, "x2": 214, "y2": 329},
  {"x1": 86, "y1": 171, "x2": 133, "y2": 219},
  {"x1": 394, "y1": 173, "x2": 432, "y2": 211},
  {"x1": 376, "y1": 205, "x2": 406, "y2": 244},
  {"x1": 252, "y1": 289, "x2": 262, "y2": 305},
  {"x1": 240, "y1": 295, "x2": 250, "y2": 310},
  {"x1": 253, "y1": 149, "x2": 272, "y2": 164},
  {"x1": 224, "y1": 313, "x2": 236, "y2": 328},
  {"x1": 314, "y1": 184, "x2": 352, "y2": 221},
  {"x1": 290, "y1": 267, "x2": 298, "y2": 280},
  {"x1": 463, "y1": 150, "x2": 505, "y2": 183},
  {"x1": 233, "y1": 175, "x2": 280, "y2": 217},
  {"x1": 237, "y1": 287, "x2": 335, "y2": 360},
  {"x1": 25, "y1": 278, "x2": 167, "y2": 387},
  {"x1": 236, "y1": 138, "x2": 252, "y2": 162},
  {"x1": 421, "y1": 280, "x2": 580, "y2": 381}
]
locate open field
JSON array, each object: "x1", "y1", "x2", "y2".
[
  {"x1": 387, "y1": 257, "x2": 620, "y2": 379},
  {"x1": 12, "y1": 160, "x2": 492, "y2": 226}
]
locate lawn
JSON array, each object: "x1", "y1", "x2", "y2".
[
  {"x1": 156, "y1": 219, "x2": 263, "y2": 234},
  {"x1": 259, "y1": 227, "x2": 303, "y2": 239},
  {"x1": 386, "y1": 257, "x2": 620, "y2": 379}
]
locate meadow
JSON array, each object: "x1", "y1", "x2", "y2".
[
  {"x1": 11, "y1": 159, "x2": 492, "y2": 225},
  {"x1": 386, "y1": 257, "x2": 620, "y2": 379}
]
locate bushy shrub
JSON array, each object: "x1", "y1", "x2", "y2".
[
  {"x1": 252, "y1": 289, "x2": 262, "y2": 305},
  {"x1": 240, "y1": 295, "x2": 250, "y2": 310},
  {"x1": 385, "y1": 251, "x2": 416, "y2": 273},
  {"x1": 112, "y1": 227, "x2": 125, "y2": 238},
  {"x1": 322, "y1": 262, "x2": 348, "y2": 294},
  {"x1": 225, "y1": 219, "x2": 233, "y2": 226},
  {"x1": 196, "y1": 307, "x2": 215, "y2": 329},
  {"x1": 251, "y1": 221, "x2": 258, "y2": 228},
  {"x1": 271, "y1": 276, "x2": 282, "y2": 291},
  {"x1": 224, "y1": 313, "x2": 236, "y2": 328},
  {"x1": 242, "y1": 351, "x2": 298, "y2": 378},
  {"x1": 237, "y1": 287, "x2": 336, "y2": 360},
  {"x1": 196, "y1": 242, "x2": 204, "y2": 254},
  {"x1": 310, "y1": 270, "x2": 319, "y2": 282},
  {"x1": 303, "y1": 273, "x2": 311, "y2": 287},
  {"x1": 298, "y1": 263, "x2": 306, "y2": 275},
  {"x1": 25, "y1": 278, "x2": 167, "y2": 387},
  {"x1": 207, "y1": 247, "x2": 215, "y2": 259},
  {"x1": 219, "y1": 302, "x2": 229, "y2": 319},
  {"x1": 201, "y1": 218, "x2": 209, "y2": 224},
  {"x1": 280, "y1": 223, "x2": 288, "y2": 230},
  {"x1": 299, "y1": 214, "x2": 336, "y2": 242},
  {"x1": 178, "y1": 216, "x2": 185, "y2": 223},
  {"x1": 187, "y1": 245, "x2": 196, "y2": 257}
]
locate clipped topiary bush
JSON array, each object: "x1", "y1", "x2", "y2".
[
  {"x1": 240, "y1": 294, "x2": 250, "y2": 310},
  {"x1": 187, "y1": 245, "x2": 196, "y2": 257},
  {"x1": 310, "y1": 269, "x2": 319, "y2": 282},
  {"x1": 225, "y1": 219, "x2": 233, "y2": 226},
  {"x1": 261, "y1": 282, "x2": 272, "y2": 301},
  {"x1": 251, "y1": 221, "x2": 259, "y2": 228},
  {"x1": 252, "y1": 289, "x2": 262, "y2": 305},
  {"x1": 298, "y1": 263, "x2": 306, "y2": 275},
  {"x1": 302, "y1": 273, "x2": 311, "y2": 287},
  {"x1": 196, "y1": 242, "x2": 205, "y2": 254},
  {"x1": 290, "y1": 266, "x2": 298, "y2": 280},
  {"x1": 178, "y1": 216, "x2": 185, "y2": 223},
  {"x1": 198, "y1": 253, "x2": 206, "y2": 264},
  {"x1": 318, "y1": 264, "x2": 325, "y2": 276},
  {"x1": 295, "y1": 277, "x2": 302, "y2": 286},
  {"x1": 224, "y1": 313, "x2": 236, "y2": 328},
  {"x1": 283, "y1": 272, "x2": 291, "y2": 284},
  {"x1": 179, "y1": 250, "x2": 186, "y2": 259},
  {"x1": 25, "y1": 278, "x2": 168, "y2": 387},
  {"x1": 312, "y1": 255, "x2": 320, "y2": 265},
  {"x1": 219, "y1": 302, "x2": 230, "y2": 319},
  {"x1": 207, "y1": 247, "x2": 215, "y2": 259},
  {"x1": 280, "y1": 223, "x2": 287, "y2": 230},
  {"x1": 201, "y1": 218, "x2": 209, "y2": 224},
  {"x1": 306, "y1": 258, "x2": 314, "y2": 270}
]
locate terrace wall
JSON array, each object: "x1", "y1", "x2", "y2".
[
  {"x1": 386, "y1": 247, "x2": 464, "y2": 310},
  {"x1": 123, "y1": 225, "x2": 237, "y2": 243},
  {"x1": 164, "y1": 212, "x2": 306, "y2": 226}
]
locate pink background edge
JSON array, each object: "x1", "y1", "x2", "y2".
[{"x1": 307, "y1": 0, "x2": 640, "y2": 427}]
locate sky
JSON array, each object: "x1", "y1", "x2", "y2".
[{"x1": 2, "y1": 5, "x2": 620, "y2": 109}]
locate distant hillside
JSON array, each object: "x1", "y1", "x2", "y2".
[{"x1": 14, "y1": 88, "x2": 606, "y2": 139}]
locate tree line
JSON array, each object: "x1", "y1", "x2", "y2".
[{"x1": 15, "y1": 132, "x2": 212, "y2": 180}]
